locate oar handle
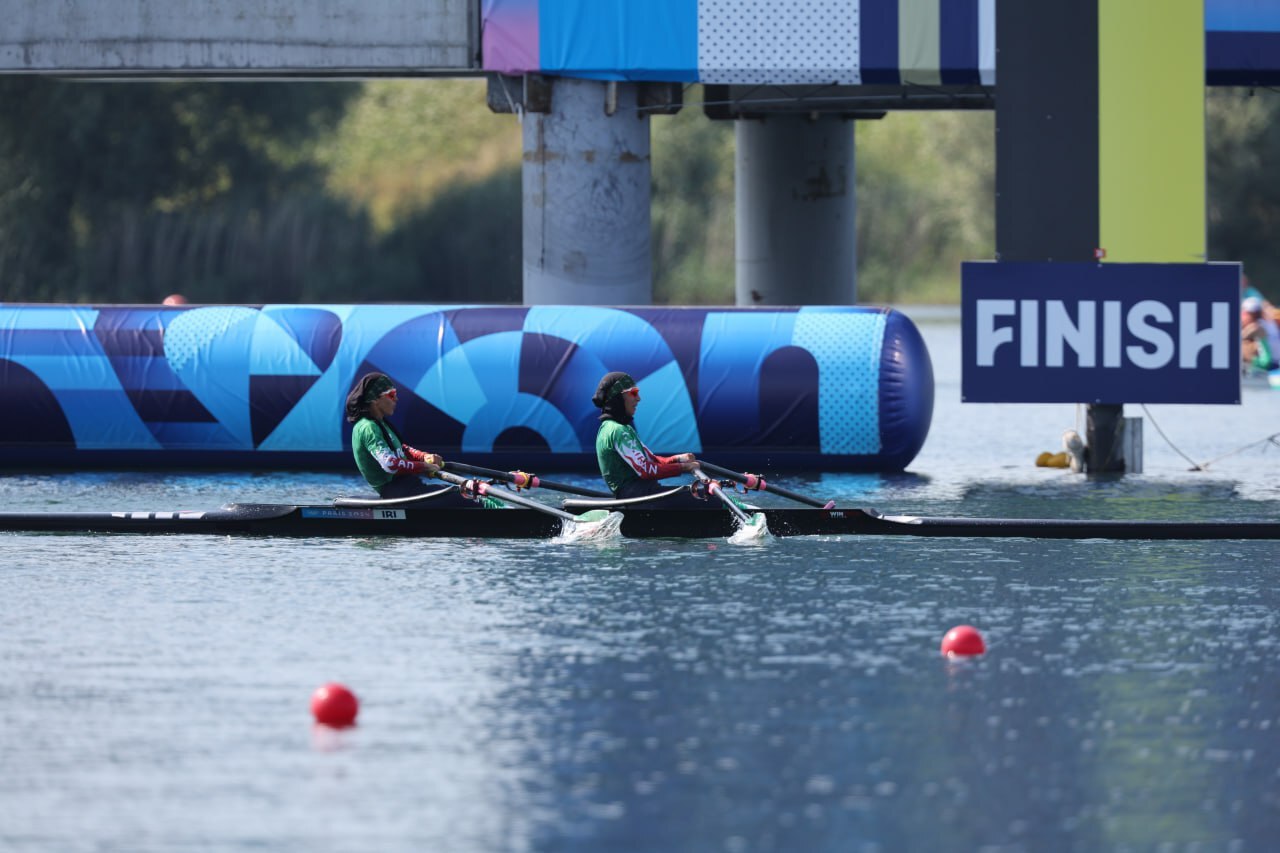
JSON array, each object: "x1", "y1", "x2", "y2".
[
  {"x1": 442, "y1": 461, "x2": 612, "y2": 498},
  {"x1": 431, "y1": 470, "x2": 580, "y2": 522},
  {"x1": 693, "y1": 469, "x2": 752, "y2": 524},
  {"x1": 699, "y1": 461, "x2": 835, "y2": 509}
]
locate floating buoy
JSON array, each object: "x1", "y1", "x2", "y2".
[
  {"x1": 311, "y1": 682, "x2": 359, "y2": 728},
  {"x1": 1036, "y1": 451, "x2": 1070, "y2": 468},
  {"x1": 940, "y1": 625, "x2": 986, "y2": 657}
]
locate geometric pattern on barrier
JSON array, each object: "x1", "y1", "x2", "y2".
[
  {"x1": 794, "y1": 309, "x2": 886, "y2": 454},
  {"x1": 0, "y1": 304, "x2": 932, "y2": 470}
]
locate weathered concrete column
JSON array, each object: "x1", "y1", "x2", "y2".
[
  {"x1": 523, "y1": 77, "x2": 652, "y2": 305},
  {"x1": 735, "y1": 115, "x2": 857, "y2": 306},
  {"x1": 1086, "y1": 403, "x2": 1126, "y2": 473}
]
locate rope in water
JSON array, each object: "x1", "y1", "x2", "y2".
[{"x1": 1139, "y1": 403, "x2": 1279, "y2": 471}]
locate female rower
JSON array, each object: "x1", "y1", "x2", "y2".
[
  {"x1": 592, "y1": 371, "x2": 700, "y2": 501},
  {"x1": 345, "y1": 372, "x2": 480, "y2": 504},
  {"x1": 1242, "y1": 296, "x2": 1280, "y2": 372}
]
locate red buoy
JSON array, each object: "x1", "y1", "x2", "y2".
[
  {"x1": 311, "y1": 683, "x2": 359, "y2": 728},
  {"x1": 940, "y1": 625, "x2": 986, "y2": 657}
]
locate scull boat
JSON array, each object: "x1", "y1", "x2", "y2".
[{"x1": 0, "y1": 501, "x2": 1276, "y2": 540}]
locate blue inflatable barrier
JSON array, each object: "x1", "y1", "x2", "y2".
[{"x1": 0, "y1": 304, "x2": 933, "y2": 472}]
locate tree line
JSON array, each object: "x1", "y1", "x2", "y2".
[{"x1": 0, "y1": 79, "x2": 1275, "y2": 305}]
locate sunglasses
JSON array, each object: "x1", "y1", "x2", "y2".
[
  {"x1": 623, "y1": 386, "x2": 640, "y2": 398},
  {"x1": 380, "y1": 387, "x2": 398, "y2": 400}
]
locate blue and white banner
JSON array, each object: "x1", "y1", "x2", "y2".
[
  {"x1": 962, "y1": 262, "x2": 1242, "y2": 404},
  {"x1": 0, "y1": 304, "x2": 935, "y2": 472},
  {"x1": 482, "y1": 0, "x2": 996, "y2": 84},
  {"x1": 482, "y1": 1, "x2": 1272, "y2": 86}
]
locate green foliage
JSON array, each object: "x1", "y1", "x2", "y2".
[
  {"x1": 314, "y1": 79, "x2": 520, "y2": 232},
  {"x1": 1, "y1": 78, "x2": 1275, "y2": 307},
  {"x1": 649, "y1": 98, "x2": 996, "y2": 305},
  {"x1": 375, "y1": 167, "x2": 522, "y2": 303},
  {"x1": 854, "y1": 111, "x2": 995, "y2": 303},
  {"x1": 1207, "y1": 88, "x2": 1280, "y2": 300},
  {"x1": 651, "y1": 91, "x2": 736, "y2": 304},
  {"x1": 85, "y1": 193, "x2": 382, "y2": 304},
  {"x1": 0, "y1": 78, "x2": 358, "y2": 302}
]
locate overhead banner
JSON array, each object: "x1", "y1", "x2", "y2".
[
  {"x1": 1207, "y1": 0, "x2": 1280, "y2": 85},
  {"x1": 962, "y1": 262, "x2": 1241, "y2": 404},
  {"x1": 480, "y1": 1, "x2": 1273, "y2": 85},
  {"x1": 481, "y1": 0, "x2": 996, "y2": 84}
]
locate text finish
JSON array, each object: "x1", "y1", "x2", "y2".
[{"x1": 962, "y1": 263, "x2": 1242, "y2": 404}]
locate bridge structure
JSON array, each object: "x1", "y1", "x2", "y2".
[
  {"x1": 3, "y1": 0, "x2": 1277, "y2": 470},
  {"x1": 2, "y1": 1, "x2": 1275, "y2": 308}
]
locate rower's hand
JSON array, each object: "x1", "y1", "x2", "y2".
[
  {"x1": 679, "y1": 454, "x2": 699, "y2": 472},
  {"x1": 422, "y1": 453, "x2": 443, "y2": 467},
  {"x1": 420, "y1": 461, "x2": 442, "y2": 477}
]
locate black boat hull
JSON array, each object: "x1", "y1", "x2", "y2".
[{"x1": 0, "y1": 504, "x2": 1277, "y2": 540}]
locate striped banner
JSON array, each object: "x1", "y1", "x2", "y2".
[
  {"x1": 481, "y1": 0, "x2": 997, "y2": 85},
  {"x1": 483, "y1": 0, "x2": 1266, "y2": 87}
]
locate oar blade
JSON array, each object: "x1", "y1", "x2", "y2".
[
  {"x1": 727, "y1": 511, "x2": 771, "y2": 545},
  {"x1": 552, "y1": 509, "x2": 625, "y2": 543}
]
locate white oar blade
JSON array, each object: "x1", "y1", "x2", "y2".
[
  {"x1": 727, "y1": 511, "x2": 771, "y2": 545},
  {"x1": 552, "y1": 510, "x2": 625, "y2": 543}
]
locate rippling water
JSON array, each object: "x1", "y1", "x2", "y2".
[{"x1": 1, "y1": 317, "x2": 1277, "y2": 851}]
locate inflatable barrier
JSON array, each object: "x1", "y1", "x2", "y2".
[{"x1": 0, "y1": 304, "x2": 933, "y2": 472}]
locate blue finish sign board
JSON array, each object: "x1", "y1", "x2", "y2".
[{"x1": 962, "y1": 262, "x2": 1242, "y2": 404}]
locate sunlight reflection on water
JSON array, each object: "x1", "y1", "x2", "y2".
[{"x1": 0, "y1": 318, "x2": 1277, "y2": 851}]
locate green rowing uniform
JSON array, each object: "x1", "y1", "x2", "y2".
[
  {"x1": 1253, "y1": 336, "x2": 1276, "y2": 372},
  {"x1": 595, "y1": 419, "x2": 685, "y2": 495},
  {"x1": 352, "y1": 416, "x2": 414, "y2": 491},
  {"x1": 351, "y1": 417, "x2": 504, "y2": 508}
]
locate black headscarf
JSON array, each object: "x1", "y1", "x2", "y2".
[
  {"x1": 345, "y1": 372, "x2": 395, "y2": 423},
  {"x1": 592, "y1": 371, "x2": 636, "y2": 426}
]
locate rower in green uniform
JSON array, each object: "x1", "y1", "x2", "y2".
[
  {"x1": 345, "y1": 372, "x2": 499, "y2": 506},
  {"x1": 592, "y1": 371, "x2": 700, "y2": 501}
]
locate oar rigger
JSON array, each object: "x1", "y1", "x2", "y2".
[
  {"x1": 699, "y1": 461, "x2": 836, "y2": 509},
  {"x1": 691, "y1": 468, "x2": 766, "y2": 532},
  {"x1": 428, "y1": 467, "x2": 616, "y2": 529},
  {"x1": 441, "y1": 460, "x2": 612, "y2": 498}
]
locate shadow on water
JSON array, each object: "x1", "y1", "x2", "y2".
[
  {"x1": 809, "y1": 471, "x2": 934, "y2": 498},
  {"x1": 949, "y1": 476, "x2": 1270, "y2": 522}
]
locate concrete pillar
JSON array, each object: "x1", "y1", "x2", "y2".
[
  {"x1": 522, "y1": 78, "x2": 652, "y2": 305},
  {"x1": 1086, "y1": 403, "x2": 1127, "y2": 473},
  {"x1": 735, "y1": 115, "x2": 857, "y2": 306}
]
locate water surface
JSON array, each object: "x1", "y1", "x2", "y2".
[{"x1": 1, "y1": 317, "x2": 1277, "y2": 851}]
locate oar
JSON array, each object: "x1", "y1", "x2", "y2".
[
  {"x1": 698, "y1": 461, "x2": 835, "y2": 509},
  {"x1": 692, "y1": 468, "x2": 755, "y2": 526},
  {"x1": 441, "y1": 460, "x2": 612, "y2": 498},
  {"x1": 430, "y1": 469, "x2": 609, "y2": 524}
]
